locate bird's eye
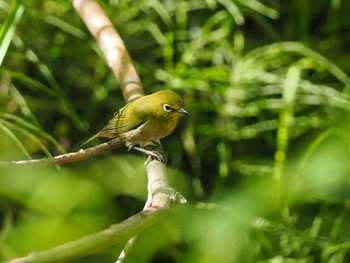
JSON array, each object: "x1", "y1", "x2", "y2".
[{"x1": 163, "y1": 104, "x2": 172, "y2": 112}]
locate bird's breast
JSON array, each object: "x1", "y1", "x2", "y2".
[{"x1": 123, "y1": 114, "x2": 180, "y2": 144}]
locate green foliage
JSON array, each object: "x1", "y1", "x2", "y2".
[{"x1": 1, "y1": 0, "x2": 350, "y2": 262}]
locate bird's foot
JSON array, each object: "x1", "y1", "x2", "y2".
[
  {"x1": 132, "y1": 146, "x2": 168, "y2": 164},
  {"x1": 125, "y1": 141, "x2": 134, "y2": 150}
]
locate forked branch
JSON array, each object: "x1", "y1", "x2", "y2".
[{"x1": 5, "y1": 0, "x2": 186, "y2": 262}]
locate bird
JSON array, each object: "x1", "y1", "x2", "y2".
[{"x1": 83, "y1": 90, "x2": 189, "y2": 159}]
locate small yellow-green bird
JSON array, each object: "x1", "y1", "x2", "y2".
[{"x1": 83, "y1": 90, "x2": 189, "y2": 153}]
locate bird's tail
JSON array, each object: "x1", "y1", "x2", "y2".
[{"x1": 81, "y1": 132, "x2": 100, "y2": 146}]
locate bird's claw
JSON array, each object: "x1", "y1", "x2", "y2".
[
  {"x1": 144, "y1": 143, "x2": 168, "y2": 163},
  {"x1": 132, "y1": 146, "x2": 168, "y2": 164}
]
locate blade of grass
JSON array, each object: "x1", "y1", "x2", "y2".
[
  {"x1": 236, "y1": 0, "x2": 279, "y2": 19},
  {"x1": 45, "y1": 14, "x2": 87, "y2": 39},
  {"x1": 0, "y1": 0, "x2": 25, "y2": 66},
  {"x1": 297, "y1": 128, "x2": 334, "y2": 173},
  {"x1": 147, "y1": 0, "x2": 173, "y2": 28},
  {"x1": 0, "y1": 119, "x2": 54, "y2": 158},
  {"x1": 0, "y1": 120, "x2": 31, "y2": 159},
  {"x1": 0, "y1": 1, "x2": 11, "y2": 12},
  {"x1": 242, "y1": 42, "x2": 350, "y2": 86},
  {"x1": 1, "y1": 68, "x2": 85, "y2": 130},
  {"x1": 273, "y1": 65, "x2": 300, "y2": 180},
  {"x1": 0, "y1": 112, "x2": 66, "y2": 154},
  {"x1": 217, "y1": 0, "x2": 244, "y2": 25},
  {"x1": 9, "y1": 83, "x2": 40, "y2": 126}
]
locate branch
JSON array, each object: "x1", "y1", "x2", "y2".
[
  {"x1": 0, "y1": 139, "x2": 124, "y2": 167},
  {"x1": 6, "y1": 162, "x2": 186, "y2": 263},
  {"x1": 73, "y1": 0, "x2": 144, "y2": 102},
  {"x1": 6, "y1": 161, "x2": 173, "y2": 263},
  {"x1": 5, "y1": 1, "x2": 186, "y2": 262}
]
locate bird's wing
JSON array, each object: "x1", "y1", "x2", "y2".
[{"x1": 98, "y1": 103, "x2": 147, "y2": 138}]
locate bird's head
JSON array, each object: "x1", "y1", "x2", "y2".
[{"x1": 150, "y1": 90, "x2": 190, "y2": 119}]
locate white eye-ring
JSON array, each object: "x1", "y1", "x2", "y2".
[{"x1": 163, "y1": 104, "x2": 172, "y2": 112}]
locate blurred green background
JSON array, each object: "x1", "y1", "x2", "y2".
[{"x1": 1, "y1": 0, "x2": 350, "y2": 262}]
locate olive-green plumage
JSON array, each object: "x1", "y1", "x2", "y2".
[{"x1": 83, "y1": 90, "x2": 189, "y2": 147}]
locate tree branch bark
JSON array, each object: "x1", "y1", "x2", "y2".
[
  {"x1": 73, "y1": 0, "x2": 144, "y2": 102},
  {"x1": 0, "y1": 139, "x2": 124, "y2": 167}
]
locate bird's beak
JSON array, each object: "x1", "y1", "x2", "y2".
[{"x1": 177, "y1": 108, "x2": 190, "y2": 116}]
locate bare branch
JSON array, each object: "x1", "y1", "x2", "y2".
[
  {"x1": 5, "y1": 1, "x2": 186, "y2": 262},
  {"x1": 0, "y1": 139, "x2": 124, "y2": 167},
  {"x1": 7, "y1": 183, "x2": 171, "y2": 263},
  {"x1": 73, "y1": 0, "x2": 144, "y2": 102}
]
